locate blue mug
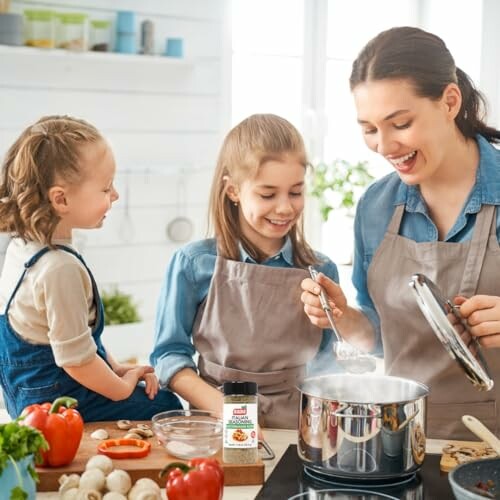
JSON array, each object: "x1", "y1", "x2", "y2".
[{"x1": 165, "y1": 37, "x2": 183, "y2": 58}]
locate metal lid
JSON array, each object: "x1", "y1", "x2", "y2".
[{"x1": 409, "y1": 273, "x2": 494, "y2": 391}]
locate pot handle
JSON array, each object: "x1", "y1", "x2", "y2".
[{"x1": 330, "y1": 405, "x2": 381, "y2": 419}]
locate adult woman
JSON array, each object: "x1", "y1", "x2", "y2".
[{"x1": 301, "y1": 27, "x2": 500, "y2": 439}]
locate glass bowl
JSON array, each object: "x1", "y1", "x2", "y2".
[{"x1": 152, "y1": 409, "x2": 223, "y2": 459}]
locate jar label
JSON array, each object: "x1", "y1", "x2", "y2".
[{"x1": 223, "y1": 403, "x2": 258, "y2": 448}]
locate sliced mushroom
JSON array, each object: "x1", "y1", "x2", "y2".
[
  {"x1": 116, "y1": 419, "x2": 133, "y2": 430},
  {"x1": 128, "y1": 427, "x2": 154, "y2": 438},
  {"x1": 90, "y1": 429, "x2": 109, "y2": 440},
  {"x1": 123, "y1": 432, "x2": 143, "y2": 440},
  {"x1": 136, "y1": 423, "x2": 151, "y2": 431}
]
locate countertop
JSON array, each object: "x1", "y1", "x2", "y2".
[{"x1": 36, "y1": 429, "x2": 448, "y2": 499}]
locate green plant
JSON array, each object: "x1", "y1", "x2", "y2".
[
  {"x1": 309, "y1": 159, "x2": 375, "y2": 221},
  {"x1": 102, "y1": 288, "x2": 141, "y2": 326},
  {"x1": 0, "y1": 420, "x2": 48, "y2": 500}
]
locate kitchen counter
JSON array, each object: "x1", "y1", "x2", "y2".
[{"x1": 36, "y1": 430, "x2": 448, "y2": 499}]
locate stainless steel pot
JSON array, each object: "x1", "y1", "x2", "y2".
[{"x1": 298, "y1": 374, "x2": 429, "y2": 480}]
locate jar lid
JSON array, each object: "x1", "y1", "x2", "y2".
[
  {"x1": 91, "y1": 20, "x2": 111, "y2": 29},
  {"x1": 223, "y1": 381, "x2": 257, "y2": 396},
  {"x1": 24, "y1": 10, "x2": 54, "y2": 21},
  {"x1": 57, "y1": 13, "x2": 87, "y2": 24},
  {"x1": 409, "y1": 273, "x2": 494, "y2": 391}
]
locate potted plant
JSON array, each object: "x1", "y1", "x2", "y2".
[
  {"x1": 308, "y1": 159, "x2": 374, "y2": 264},
  {"x1": 0, "y1": 420, "x2": 48, "y2": 500},
  {"x1": 101, "y1": 288, "x2": 144, "y2": 364}
]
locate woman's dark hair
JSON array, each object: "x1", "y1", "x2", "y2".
[{"x1": 350, "y1": 26, "x2": 500, "y2": 143}]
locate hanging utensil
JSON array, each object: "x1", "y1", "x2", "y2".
[
  {"x1": 119, "y1": 175, "x2": 135, "y2": 243},
  {"x1": 308, "y1": 266, "x2": 376, "y2": 374},
  {"x1": 166, "y1": 174, "x2": 194, "y2": 243}
]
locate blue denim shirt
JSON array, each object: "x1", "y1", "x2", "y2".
[
  {"x1": 150, "y1": 237, "x2": 339, "y2": 387},
  {"x1": 353, "y1": 135, "x2": 500, "y2": 341}
]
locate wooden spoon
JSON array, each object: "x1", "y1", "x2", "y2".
[{"x1": 462, "y1": 415, "x2": 500, "y2": 455}]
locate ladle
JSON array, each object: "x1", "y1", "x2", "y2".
[
  {"x1": 308, "y1": 266, "x2": 376, "y2": 374},
  {"x1": 462, "y1": 414, "x2": 500, "y2": 455}
]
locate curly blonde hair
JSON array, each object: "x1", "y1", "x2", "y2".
[
  {"x1": 208, "y1": 113, "x2": 318, "y2": 267},
  {"x1": 0, "y1": 115, "x2": 103, "y2": 244}
]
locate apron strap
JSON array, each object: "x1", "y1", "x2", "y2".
[
  {"x1": 198, "y1": 356, "x2": 306, "y2": 394},
  {"x1": 459, "y1": 205, "x2": 496, "y2": 297},
  {"x1": 386, "y1": 205, "x2": 405, "y2": 235}
]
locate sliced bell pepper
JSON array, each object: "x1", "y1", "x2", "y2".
[
  {"x1": 20, "y1": 396, "x2": 84, "y2": 467},
  {"x1": 160, "y1": 458, "x2": 224, "y2": 500},
  {"x1": 97, "y1": 438, "x2": 151, "y2": 459}
]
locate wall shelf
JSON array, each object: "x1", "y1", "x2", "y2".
[{"x1": 0, "y1": 44, "x2": 193, "y2": 66}]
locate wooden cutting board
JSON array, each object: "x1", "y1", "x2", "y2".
[
  {"x1": 440, "y1": 439, "x2": 497, "y2": 472},
  {"x1": 36, "y1": 421, "x2": 264, "y2": 491}
]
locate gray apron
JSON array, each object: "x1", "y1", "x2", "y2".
[
  {"x1": 368, "y1": 203, "x2": 500, "y2": 439},
  {"x1": 193, "y1": 256, "x2": 322, "y2": 429}
]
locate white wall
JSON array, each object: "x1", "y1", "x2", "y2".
[{"x1": 0, "y1": 0, "x2": 231, "y2": 358}]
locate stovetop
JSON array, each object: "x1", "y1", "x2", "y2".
[{"x1": 255, "y1": 445, "x2": 454, "y2": 499}]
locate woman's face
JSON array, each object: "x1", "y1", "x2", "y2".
[
  {"x1": 352, "y1": 78, "x2": 459, "y2": 185},
  {"x1": 228, "y1": 156, "x2": 305, "y2": 257}
]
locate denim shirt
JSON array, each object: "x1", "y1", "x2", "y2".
[
  {"x1": 353, "y1": 135, "x2": 500, "y2": 339},
  {"x1": 150, "y1": 237, "x2": 339, "y2": 387}
]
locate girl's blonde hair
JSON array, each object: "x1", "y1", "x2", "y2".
[
  {"x1": 208, "y1": 113, "x2": 318, "y2": 267},
  {"x1": 0, "y1": 115, "x2": 103, "y2": 244}
]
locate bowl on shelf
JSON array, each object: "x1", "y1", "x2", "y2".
[
  {"x1": 448, "y1": 457, "x2": 500, "y2": 499},
  {"x1": 152, "y1": 409, "x2": 223, "y2": 459}
]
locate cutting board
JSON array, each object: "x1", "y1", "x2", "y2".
[
  {"x1": 36, "y1": 421, "x2": 264, "y2": 492},
  {"x1": 440, "y1": 439, "x2": 497, "y2": 472}
]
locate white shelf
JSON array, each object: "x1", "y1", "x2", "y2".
[{"x1": 0, "y1": 44, "x2": 193, "y2": 66}]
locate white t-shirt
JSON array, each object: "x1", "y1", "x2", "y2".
[{"x1": 0, "y1": 238, "x2": 97, "y2": 367}]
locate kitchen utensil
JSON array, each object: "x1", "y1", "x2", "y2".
[
  {"x1": 308, "y1": 266, "x2": 376, "y2": 374},
  {"x1": 297, "y1": 373, "x2": 429, "y2": 480},
  {"x1": 409, "y1": 273, "x2": 494, "y2": 391},
  {"x1": 449, "y1": 457, "x2": 500, "y2": 500},
  {"x1": 166, "y1": 176, "x2": 194, "y2": 243},
  {"x1": 462, "y1": 415, "x2": 500, "y2": 455},
  {"x1": 152, "y1": 409, "x2": 222, "y2": 459},
  {"x1": 119, "y1": 176, "x2": 135, "y2": 243},
  {"x1": 36, "y1": 421, "x2": 264, "y2": 491},
  {"x1": 259, "y1": 439, "x2": 275, "y2": 460}
]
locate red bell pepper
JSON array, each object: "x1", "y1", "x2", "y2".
[
  {"x1": 160, "y1": 458, "x2": 224, "y2": 500},
  {"x1": 20, "y1": 396, "x2": 84, "y2": 467}
]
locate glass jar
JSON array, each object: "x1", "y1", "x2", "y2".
[
  {"x1": 222, "y1": 381, "x2": 258, "y2": 464},
  {"x1": 55, "y1": 12, "x2": 87, "y2": 51},
  {"x1": 24, "y1": 10, "x2": 55, "y2": 48},
  {"x1": 89, "y1": 19, "x2": 112, "y2": 52}
]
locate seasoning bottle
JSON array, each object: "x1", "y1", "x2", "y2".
[{"x1": 222, "y1": 381, "x2": 258, "y2": 464}]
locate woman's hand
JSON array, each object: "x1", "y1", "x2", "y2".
[
  {"x1": 300, "y1": 273, "x2": 346, "y2": 329},
  {"x1": 454, "y1": 295, "x2": 500, "y2": 348}
]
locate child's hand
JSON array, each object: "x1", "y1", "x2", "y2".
[
  {"x1": 121, "y1": 365, "x2": 154, "y2": 393},
  {"x1": 141, "y1": 372, "x2": 159, "y2": 400}
]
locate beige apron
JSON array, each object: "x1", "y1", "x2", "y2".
[
  {"x1": 368, "y1": 203, "x2": 500, "y2": 439},
  {"x1": 193, "y1": 256, "x2": 322, "y2": 429}
]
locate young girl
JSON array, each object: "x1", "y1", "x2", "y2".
[
  {"x1": 301, "y1": 27, "x2": 500, "y2": 439},
  {"x1": 151, "y1": 114, "x2": 339, "y2": 429},
  {"x1": 0, "y1": 115, "x2": 181, "y2": 420}
]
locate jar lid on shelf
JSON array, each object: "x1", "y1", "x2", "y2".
[
  {"x1": 56, "y1": 12, "x2": 87, "y2": 24},
  {"x1": 24, "y1": 9, "x2": 54, "y2": 21}
]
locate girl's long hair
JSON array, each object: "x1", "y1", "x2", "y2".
[
  {"x1": 350, "y1": 26, "x2": 500, "y2": 143},
  {"x1": 208, "y1": 114, "x2": 318, "y2": 267},
  {"x1": 0, "y1": 115, "x2": 102, "y2": 244}
]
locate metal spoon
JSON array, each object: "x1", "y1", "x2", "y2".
[{"x1": 308, "y1": 266, "x2": 376, "y2": 374}]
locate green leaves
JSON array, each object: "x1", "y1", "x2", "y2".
[
  {"x1": 0, "y1": 420, "x2": 48, "y2": 499},
  {"x1": 308, "y1": 160, "x2": 374, "y2": 221},
  {"x1": 102, "y1": 288, "x2": 141, "y2": 326}
]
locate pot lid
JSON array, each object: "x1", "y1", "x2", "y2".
[{"x1": 409, "y1": 273, "x2": 494, "y2": 391}]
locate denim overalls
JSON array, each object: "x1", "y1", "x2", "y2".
[{"x1": 0, "y1": 245, "x2": 181, "y2": 420}]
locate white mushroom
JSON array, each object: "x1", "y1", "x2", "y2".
[
  {"x1": 58, "y1": 473, "x2": 80, "y2": 493},
  {"x1": 129, "y1": 489, "x2": 161, "y2": 500},
  {"x1": 79, "y1": 468, "x2": 106, "y2": 492},
  {"x1": 75, "y1": 490, "x2": 102, "y2": 500},
  {"x1": 106, "y1": 469, "x2": 132, "y2": 495},
  {"x1": 60, "y1": 487, "x2": 79, "y2": 500},
  {"x1": 103, "y1": 493, "x2": 127, "y2": 500},
  {"x1": 131, "y1": 479, "x2": 160, "y2": 492},
  {"x1": 117, "y1": 420, "x2": 133, "y2": 430},
  {"x1": 85, "y1": 455, "x2": 114, "y2": 475},
  {"x1": 91, "y1": 429, "x2": 109, "y2": 440}
]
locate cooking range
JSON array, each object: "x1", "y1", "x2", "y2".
[{"x1": 255, "y1": 445, "x2": 454, "y2": 499}]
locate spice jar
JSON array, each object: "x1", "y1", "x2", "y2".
[
  {"x1": 89, "y1": 19, "x2": 112, "y2": 52},
  {"x1": 55, "y1": 12, "x2": 87, "y2": 51},
  {"x1": 24, "y1": 10, "x2": 55, "y2": 48},
  {"x1": 222, "y1": 381, "x2": 258, "y2": 464}
]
